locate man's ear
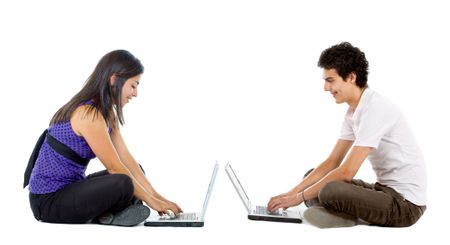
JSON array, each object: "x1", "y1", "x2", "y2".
[
  {"x1": 346, "y1": 72, "x2": 357, "y2": 85},
  {"x1": 109, "y1": 74, "x2": 117, "y2": 86}
]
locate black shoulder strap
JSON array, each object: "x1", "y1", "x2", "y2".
[
  {"x1": 46, "y1": 133, "x2": 90, "y2": 167},
  {"x1": 23, "y1": 130, "x2": 48, "y2": 188},
  {"x1": 23, "y1": 130, "x2": 90, "y2": 189}
]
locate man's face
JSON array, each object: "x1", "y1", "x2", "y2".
[{"x1": 322, "y1": 69, "x2": 354, "y2": 104}]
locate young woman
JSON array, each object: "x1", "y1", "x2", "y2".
[{"x1": 26, "y1": 50, "x2": 182, "y2": 226}]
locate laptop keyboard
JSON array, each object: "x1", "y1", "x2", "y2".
[
  {"x1": 178, "y1": 212, "x2": 198, "y2": 220},
  {"x1": 255, "y1": 205, "x2": 269, "y2": 214},
  {"x1": 255, "y1": 205, "x2": 282, "y2": 216}
]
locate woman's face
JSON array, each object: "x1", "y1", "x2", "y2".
[{"x1": 121, "y1": 74, "x2": 141, "y2": 106}]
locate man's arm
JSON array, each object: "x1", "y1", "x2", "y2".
[
  {"x1": 290, "y1": 139, "x2": 354, "y2": 194},
  {"x1": 268, "y1": 140, "x2": 372, "y2": 211},
  {"x1": 301, "y1": 145, "x2": 373, "y2": 201}
]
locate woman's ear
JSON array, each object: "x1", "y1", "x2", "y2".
[{"x1": 109, "y1": 74, "x2": 117, "y2": 86}]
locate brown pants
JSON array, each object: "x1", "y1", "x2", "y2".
[
  {"x1": 317, "y1": 180, "x2": 426, "y2": 227},
  {"x1": 303, "y1": 169, "x2": 426, "y2": 227}
]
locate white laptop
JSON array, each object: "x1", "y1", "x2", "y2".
[
  {"x1": 225, "y1": 163, "x2": 302, "y2": 223},
  {"x1": 144, "y1": 162, "x2": 219, "y2": 227}
]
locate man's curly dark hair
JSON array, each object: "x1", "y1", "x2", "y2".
[{"x1": 318, "y1": 42, "x2": 369, "y2": 88}]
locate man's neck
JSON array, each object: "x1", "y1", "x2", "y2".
[{"x1": 348, "y1": 87, "x2": 367, "y2": 111}]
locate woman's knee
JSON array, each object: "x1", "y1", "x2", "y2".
[{"x1": 112, "y1": 174, "x2": 134, "y2": 197}]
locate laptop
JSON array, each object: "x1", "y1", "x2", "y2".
[
  {"x1": 225, "y1": 163, "x2": 302, "y2": 223},
  {"x1": 144, "y1": 162, "x2": 219, "y2": 227}
]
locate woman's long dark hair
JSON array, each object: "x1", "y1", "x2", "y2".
[{"x1": 50, "y1": 50, "x2": 144, "y2": 128}]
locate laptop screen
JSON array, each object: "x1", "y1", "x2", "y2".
[
  {"x1": 200, "y1": 162, "x2": 219, "y2": 219},
  {"x1": 225, "y1": 163, "x2": 252, "y2": 212}
]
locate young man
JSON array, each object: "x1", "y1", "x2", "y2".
[{"x1": 267, "y1": 42, "x2": 427, "y2": 228}]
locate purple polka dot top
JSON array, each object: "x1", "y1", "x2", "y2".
[{"x1": 29, "y1": 103, "x2": 100, "y2": 194}]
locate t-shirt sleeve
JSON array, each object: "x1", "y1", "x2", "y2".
[
  {"x1": 354, "y1": 101, "x2": 400, "y2": 149},
  {"x1": 339, "y1": 116, "x2": 355, "y2": 141}
]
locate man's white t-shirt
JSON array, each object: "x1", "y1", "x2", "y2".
[{"x1": 339, "y1": 88, "x2": 427, "y2": 206}]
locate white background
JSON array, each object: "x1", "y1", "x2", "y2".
[{"x1": 1, "y1": 0, "x2": 449, "y2": 244}]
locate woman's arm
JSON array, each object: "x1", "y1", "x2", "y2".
[
  {"x1": 110, "y1": 127, "x2": 181, "y2": 212},
  {"x1": 71, "y1": 106, "x2": 180, "y2": 214}
]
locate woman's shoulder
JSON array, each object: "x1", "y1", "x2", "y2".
[
  {"x1": 71, "y1": 102, "x2": 109, "y2": 136},
  {"x1": 71, "y1": 102, "x2": 105, "y2": 124}
]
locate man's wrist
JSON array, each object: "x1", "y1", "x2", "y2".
[{"x1": 296, "y1": 191, "x2": 306, "y2": 202}]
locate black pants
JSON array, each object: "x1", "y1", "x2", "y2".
[{"x1": 29, "y1": 170, "x2": 135, "y2": 224}]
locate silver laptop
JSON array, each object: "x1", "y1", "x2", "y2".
[
  {"x1": 144, "y1": 162, "x2": 219, "y2": 227},
  {"x1": 225, "y1": 163, "x2": 302, "y2": 223}
]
